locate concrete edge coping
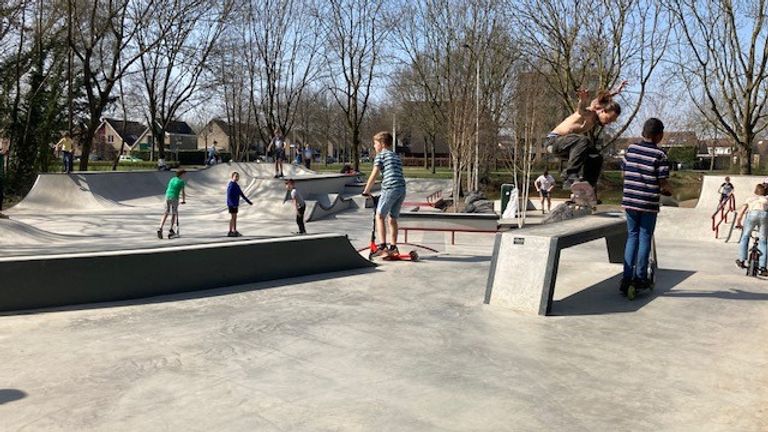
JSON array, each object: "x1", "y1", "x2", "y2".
[{"x1": 0, "y1": 233, "x2": 347, "y2": 263}]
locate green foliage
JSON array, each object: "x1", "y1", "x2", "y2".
[{"x1": 666, "y1": 146, "x2": 697, "y2": 166}]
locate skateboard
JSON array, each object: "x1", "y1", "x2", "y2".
[
  {"x1": 627, "y1": 237, "x2": 657, "y2": 300},
  {"x1": 542, "y1": 180, "x2": 596, "y2": 225}
]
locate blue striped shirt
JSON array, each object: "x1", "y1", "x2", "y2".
[
  {"x1": 621, "y1": 141, "x2": 669, "y2": 213},
  {"x1": 374, "y1": 148, "x2": 406, "y2": 190}
]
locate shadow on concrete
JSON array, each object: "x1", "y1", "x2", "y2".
[
  {"x1": 551, "y1": 269, "x2": 696, "y2": 316},
  {"x1": 0, "y1": 389, "x2": 27, "y2": 405},
  {"x1": 2, "y1": 267, "x2": 379, "y2": 316},
  {"x1": 663, "y1": 288, "x2": 768, "y2": 301}
]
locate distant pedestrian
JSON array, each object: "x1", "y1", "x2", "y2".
[
  {"x1": 534, "y1": 170, "x2": 556, "y2": 214},
  {"x1": 267, "y1": 129, "x2": 286, "y2": 178},
  {"x1": 303, "y1": 145, "x2": 313, "y2": 170},
  {"x1": 227, "y1": 171, "x2": 252, "y2": 237},
  {"x1": 55, "y1": 132, "x2": 75, "y2": 173},
  {"x1": 285, "y1": 179, "x2": 306, "y2": 234},
  {"x1": 157, "y1": 169, "x2": 187, "y2": 239},
  {"x1": 718, "y1": 176, "x2": 734, "y2": 207},
  {"x1": 207, "y1": 143, "x2": 218, "y2": 165},
  {"x1": 620, "y1": 118, "x2": 671, "y2": 296}
]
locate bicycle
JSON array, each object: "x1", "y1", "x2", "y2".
[{"x1": 746, "y1": 230, "x2": 762, "y2": 277}]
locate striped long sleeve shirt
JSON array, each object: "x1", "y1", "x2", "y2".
[{"x1": 621, "y1": 141, "x2": 670, "y2": 213}]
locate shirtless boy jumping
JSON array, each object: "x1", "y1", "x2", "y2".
[{"x1": 546, "y1": 81, "x2": 626, "y2": 190}]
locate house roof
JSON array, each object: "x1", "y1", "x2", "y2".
[
  {"x1": 699, "y1": 138, "x2": 733, "y2": 148},
  {"x1": 208, "y1": 118, "x2": 260, "y2": 137},
  {"x1": 103, "y1": 118, "x2": 147, "y2": 147},
  {"x1": 614, "y1": 131, "x2": 700, "y2": 150},
  {"x1": 162, "y1": 120, "x2": 194, "y2": 135},
  {"x1": 659, "y1": 131, "x2": 698, "y2": 147}
]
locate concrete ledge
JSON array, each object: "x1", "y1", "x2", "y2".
[
  {"x1": 485, "y1": 214, "x2": 627, "y2": 315},
  {"x1": 398, "y1": 212, "x2": 501, "y2": 244},
  {"x1": 0, "y1": 233, "x2": 374, "y2": 312},
  {"x1": 398, "y1": 212, "x2": 499, "y2": 231}
]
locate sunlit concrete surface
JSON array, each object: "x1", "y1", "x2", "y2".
[{"x1": 1, "y1": 167, "x2": 766, "y2": 431}]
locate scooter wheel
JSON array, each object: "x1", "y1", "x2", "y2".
[{"x1": 409, "y1": 251, "x2": 418, "y2": 261}]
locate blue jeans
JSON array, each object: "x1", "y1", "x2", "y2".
[
  {"x1": 738, "y1": 210, "x2": 768, "y2": 268},
  {"x1": 623, "y1": 209, "x2": 658, "y2": 282},
  {"x1": 62, "y1": 151, "x2": 73, "y2": 173}
]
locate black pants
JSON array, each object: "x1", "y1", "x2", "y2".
[
  {"x1": 296, "y1": 205, "x2": 306, "y2": 233},
  {"x1": 546, "y1": 134, "x2": 603, "y2": 187},
  {"x1": 0, "y1": 176, "x2": 4, "y2": 211}
]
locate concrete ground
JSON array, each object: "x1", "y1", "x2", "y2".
[{"x1": 1, "y1": 172, "x2": 768, "y2": 431}]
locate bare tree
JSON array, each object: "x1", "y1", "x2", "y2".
[
  {"x1": 512, "y1": 0, "x2": 670, "y2": 148},
  {"x1": 237, "y1": 0, "x2": 320, "y2": 157},
  {"x1": 68, "y1": 0, "x2": 165, "y2": 171},
  {"x1": 667, "y1": 0, "x2": 768, "y2": 174},
  {"x1": 316, "y1": 0, "x2": 388, "y2": 172},
  {"x1": 393, "y1": 0, "x2": 508, "y2": 205},
  {"x1": 135, "y1": 0, "x2": 230, "y2": 167}
]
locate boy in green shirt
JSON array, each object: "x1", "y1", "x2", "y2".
[{"x1": 157, "y1": 169, "x2": 187, "y2": 239}]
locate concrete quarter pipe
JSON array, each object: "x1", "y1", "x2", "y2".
[{"x1": 0, "y1": 165, "x2": 377, "y2": 312}]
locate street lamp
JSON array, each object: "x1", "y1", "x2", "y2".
[{"x1": 464, "y1": 44, "x2": 480, "y2": 191}]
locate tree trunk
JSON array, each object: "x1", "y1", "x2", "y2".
[
  {"x1": 352, "y1": 127, "x2": 360, "y2": 172},
  {"x1": 739, "y1": 142, "x2": 752, "y2": 175},
  {"x1": 430, "y1": 138, "x2": 435, "y2": 174}
]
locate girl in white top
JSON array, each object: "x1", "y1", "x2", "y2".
[{"x1": 735, "y1": 183, "x2": 768, "y2": 274}]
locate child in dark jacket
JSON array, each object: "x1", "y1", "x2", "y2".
[{"x1": 227, "y1": 172, "x2": 252, "y2": 237}]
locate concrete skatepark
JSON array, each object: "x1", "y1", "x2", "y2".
[{"x1": 1, "y1": 167, "x2": 767, "y2": 431}]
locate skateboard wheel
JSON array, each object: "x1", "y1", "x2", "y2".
[{"x1": 409, "y1": 251, "x2": 418, "y2": 261}]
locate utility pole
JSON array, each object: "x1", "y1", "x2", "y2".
[
  {"x1": 474, "y1": 53, "x2": 479, "y2": 191},
  {"x1": 392, "y1": 114, "x2": 397, "y2": 152}
]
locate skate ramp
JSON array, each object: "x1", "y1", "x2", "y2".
[
  {"x1": 0, "y1": 233, "x2": 375, "y2": 312},
  {"x1": 695, "y1": 174, "x2": 763, "y2": 211},
  {"x1": 8, "y1": 165, "x2": 354, "y2": 216},
  {"x1": 0, "y1": 218, "x2": 87, "y2": 244}
]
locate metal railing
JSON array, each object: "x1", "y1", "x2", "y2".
[{"x1": 712, "y1": 194, "x2": 736, "y2": 238}]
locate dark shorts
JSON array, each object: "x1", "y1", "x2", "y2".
[
  {"x1": 228, "y1": 206, "x2": 238, "y2": 214},
  {"x1": 540, "y1": 190, "x2": 550, "y2": 198},
  {"x1": 275, "y1": 148, "x2": 285, "y2": 161}
]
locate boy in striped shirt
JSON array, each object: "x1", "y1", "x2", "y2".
[
  {"x1": 363, "y1": 131, "x2": 406, "y2": 257},
  {"x1": 620, "y1": 118, "x2": 671, "y2": 295}
]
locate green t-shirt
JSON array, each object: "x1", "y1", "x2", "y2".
[{"x1": 165, "y1": 177, "x2": 185, "y2": 200}]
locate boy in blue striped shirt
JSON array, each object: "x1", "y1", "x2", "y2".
[
  {"x1": 363, "y1": 131, "x2": 406, "y2": 257},
  {"x1": 620, "y1": 118, "x2": 671, "y2": 295}
]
